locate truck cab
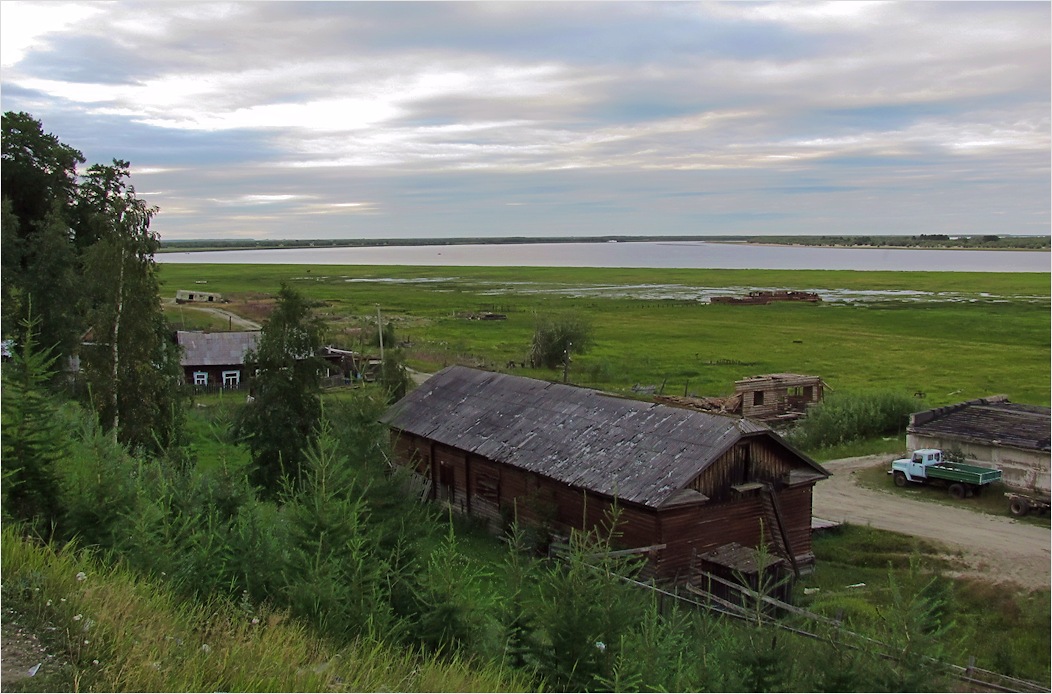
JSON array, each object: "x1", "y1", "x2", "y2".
[{"x1": 891, "y1": 448, "x2": 942, "y2": 482}]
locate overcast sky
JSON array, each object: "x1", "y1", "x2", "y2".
[{"x1": 2, "y1": 1, "x2": 1049, "y2": 241}]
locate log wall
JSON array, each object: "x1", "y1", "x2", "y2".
[{"x1": 389, "y1": 429, "x2": 818, "y2": 581}]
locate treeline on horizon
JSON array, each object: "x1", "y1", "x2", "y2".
[{"x1": 160, "y1": 233, "x2": 1051, "y2": 252}]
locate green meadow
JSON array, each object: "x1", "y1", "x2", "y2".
[{"x1": 159, "y1": 264, "x2": 1051, "y2": 407}]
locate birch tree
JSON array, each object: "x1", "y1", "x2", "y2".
[{"x1": 77, "y1": 160, "x2": 183, "y2": 452}]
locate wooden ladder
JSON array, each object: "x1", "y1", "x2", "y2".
[{"x1": 760, "y1": 483, "x2": 799, "y2": 578}]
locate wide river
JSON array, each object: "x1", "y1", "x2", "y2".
[{"x1": 157, "y1": 241, "x2": 1050, "y2": 273}]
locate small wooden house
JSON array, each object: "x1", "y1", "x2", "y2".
[
  {"x1": 382, "y1": 366, "x2": 829, "y2": 583},
  {"x1": 176, "y1": 330, "x2": 260, "y2": 388},
  {"x1": 735, "y1": 373, "x2": 827, "y2": 421},
  {"x1": 176, "y1": 331, "x2": 348, "y2": 389}
]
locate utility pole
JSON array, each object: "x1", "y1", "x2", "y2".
[
  {"x1": 377, "y1": 305, "x2": 384, "y2": 362},
  {"x1": 562, "y1": 341, "x2": 572, "y2": 383}
]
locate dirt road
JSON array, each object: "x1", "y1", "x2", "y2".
[
  {"x1": 166, "y1": 299, "x2": 262, "y2": 331},
  {"x1": 814, "y1": 455, "x2": 1051, "y2": 590}
]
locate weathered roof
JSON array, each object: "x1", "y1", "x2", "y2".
[
  {"x1": 909, "y1": 396, "x2": 1051, "y2": 452},
  {"x1": 176, "y1": 331, "x2": 259, "y2": 367},
  {"x1": 382, "y1": 366, "x2": 825, "y2": 509},
  {"x1": 735, "y1": 373, "x2": 825, "y2": 390}
]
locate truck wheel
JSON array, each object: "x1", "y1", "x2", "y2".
[
  {"x1": 893, "y1": 471, "x2": 908, "y2": 488},
  {"x1": 1009, "y1": 497, "x2": 1030, "y2": 517},
  {"x1": 948, "y1": 483, "x2": 966, "y2": 500}
]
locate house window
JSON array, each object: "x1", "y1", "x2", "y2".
[
  {"x1": 193, "y1": 371, "x2": 208, "y2": 386},
  {"x1": 222, "y1": 370, "x2": 241, "y2": 388}
]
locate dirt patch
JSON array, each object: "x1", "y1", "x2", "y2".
[
  {"x1": 814, "y1": 455, "x2": 1052, "y2": 591},
  {"x1": 0, "y1": 607, "x2": 68, "y2": 692}
]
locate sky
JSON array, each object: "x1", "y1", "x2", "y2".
[{"x1": 1, "y1": 1, "x2": 1049, "y2": 242}]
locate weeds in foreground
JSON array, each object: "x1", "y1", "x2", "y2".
[{"x1": 0, "y1": 527, "x2": 525, "y2": 692}]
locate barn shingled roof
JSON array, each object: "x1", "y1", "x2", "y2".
[
  {"x1": 381, "y1": 365, "x2": 826, "y2": 509},
  {"x1": 909, "y1": 396, "x2": 1051, "y2": 452}
]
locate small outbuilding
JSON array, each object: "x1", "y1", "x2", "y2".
[
  {"x1": 734, "y1": 373, "x2": 827, "y2": 421},
  {"x1": 907, "y1": 396, "x2": 1051, "y2": 494},
  {"x1": 175, "y1": 289, "x2": 223, "y2": 304},
  {"x1": 382, "y1": 366, "x2": 829, "y2": 583}
]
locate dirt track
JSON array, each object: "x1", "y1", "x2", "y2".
[{"x1": 814, "y1": 455, "x2": 1051, "y2": 590}]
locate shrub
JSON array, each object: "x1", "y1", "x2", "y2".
[
  {"x1": 527, "y1": 311, "x2": 594, "y2": 369},
  {"x1": 785, "y1": 391, "x2": 919, "y2": 451}
]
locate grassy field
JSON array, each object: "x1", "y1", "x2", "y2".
[{"x1": 159, "y1": 264, "x2": 1051, "y2": 407}]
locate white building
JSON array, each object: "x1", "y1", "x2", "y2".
[{"x1": 906, "y1": 396, "x2": 1050, "y2": 494}]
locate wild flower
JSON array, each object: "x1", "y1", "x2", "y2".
[
  {"x1": 92, "y1": 659, "x2": 100, "y2": 666},
  {"x1": 200, "y1": 644, "x2": 211, "y2": 654},
  {"x1": 595, "y1": 641, "x2": 606, "y2": 652},
  {"x1": 251, "y1": 617, "x2": 260, "y2": 625},
  {"x1": 75, "y1": 572, "x2": 87, "y2": 582},
  {"x1": 45, "y1": 600, "x2": 52, "y2": 607},
  {"x1": 73, "y1": 614, "x2": 82, "y2": 621}
]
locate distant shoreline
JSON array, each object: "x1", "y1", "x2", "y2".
[{"x1": 159, "y1": 234, "x2": 1051, "y2": 254}]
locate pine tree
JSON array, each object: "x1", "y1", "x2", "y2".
[
  {"x1": 235, "y1": 283, "x2": 325, "y2": 495},
  {"x1": 1, "y1": 313, "x2": 69, "y2": 534}
]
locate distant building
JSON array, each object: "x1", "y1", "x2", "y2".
[
  {"x1": 176, "y1": 331, "x2": 259, "y2": 388},
  {"x1": 176, "y1": 331, "x2": 350, "y2": 389},
  {"x1": 734, "y1": 374, "x2": 827, "y2": 421},
  {"x1": 175, "y1": 289, "x2": 223, "y2": 304},
  {"x1": 382, "y1": 366, "x2": 829, "y2": 583},
  {"x1": 907, "y1": 396, "x2": 1051, "y2": 494}
]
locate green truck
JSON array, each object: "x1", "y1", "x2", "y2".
[{"x1": 890, "y1": 448, "x2": 1002, "y2": 499}]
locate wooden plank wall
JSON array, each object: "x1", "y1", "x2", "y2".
[
  {"x1": 389, "y1": 430, "x2": 817, "y2": 581},
  {"x1": 687, "y1": 438, "x2": 794, "y2": 500}
]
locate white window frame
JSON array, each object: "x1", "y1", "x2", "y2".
[
  {"x1": 193, "y1": 371, "x2": 208, "y2": 386},
  {"x1": 222, "y1": 370, "x2": 241, "y2": 388}
]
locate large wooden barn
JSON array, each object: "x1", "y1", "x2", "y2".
[{"x1": 382, "y1": 366, "x2": 829, "y2": 583}]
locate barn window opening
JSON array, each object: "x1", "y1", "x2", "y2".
[{"x1": 753, "y1": 391, "x2": 764, "y2": 406}]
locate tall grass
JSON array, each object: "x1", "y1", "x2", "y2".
[
  {"x1": 784, "y1": 391, "x2": 919, "y2": 451},
  {"x1": 0, "y1": 527, "x2": 526, "y2": 692}
]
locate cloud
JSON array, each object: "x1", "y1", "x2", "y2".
[{"x1": 1, "y1": 1, "x2": 1047, "y2": 240}]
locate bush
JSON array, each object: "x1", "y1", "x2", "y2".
[
  {"x1": 527, "y1": 311, "x2": 594, "y2": 369},
  {"x1": 785, "y1": 391, "x2": 919, "y2": 451}
]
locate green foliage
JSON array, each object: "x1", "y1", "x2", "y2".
[
  {"x1": 1, "y1": 314, "x2": 67, "y2": 534},
  {"x1": 77, "y1": 160, "x2": 185, "y2": 452},
  {"x1": 785, "y1": 391, "x2": 919, "y2": 450},
  {"x1": 408, "y1": 517, "x2": 492, "y2": 655},
  {"x1": 234, "y1": 283, "x2": 326, "y2": 495},
  {"x1": 527, "y1": 310, "x2": 594, "y2": 369},
  {"x1": 0, "y1": 527, "x2": 527, "y2": 693},
  {"x1": 279, "y1": 420, "x2": 401, "y2": 642},
  {"x1": 530, "y1": 512, "x2": 645, "y2": 691},
  {"x1": 379, "y1": 348, "x2": 412, "y2": 402}
]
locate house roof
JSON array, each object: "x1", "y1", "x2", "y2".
[
  {"x1": 909, "y1": 396, "x2": 1051, "y2": 452},
  {"x1": 382, "y1": 366, "x2": 826, "y2": 509},
  {"x1": 176, "y1": 331, "x2": 259, "y2": 367}
]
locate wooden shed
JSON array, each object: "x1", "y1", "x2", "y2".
[
  {"x1": 382, "y1": 366, "x2": 829, "y2": 583},
  {"x1": 735, "y1": 373, "x2": 827, "y2": 421}
]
